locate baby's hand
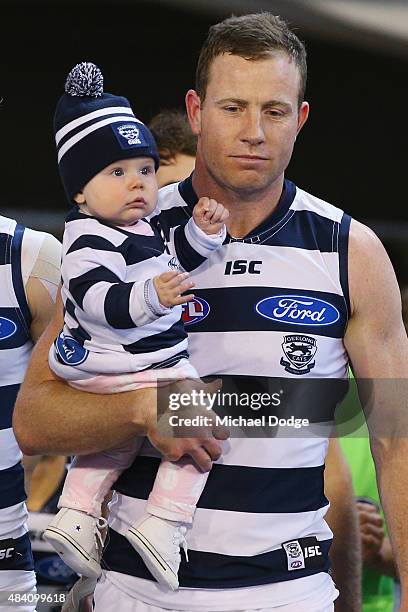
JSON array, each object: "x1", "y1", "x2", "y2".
[
  {"x1": 193, "y1": 197, "x2": 229, "y2": 235},
  {"x1": 153, "y1": 271, "x2": 195, "y2": 308}
]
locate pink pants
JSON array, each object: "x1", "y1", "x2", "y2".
[{"x1": 58, "y1": 361, "x2": 209, "y2": 523}]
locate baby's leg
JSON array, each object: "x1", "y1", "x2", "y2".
[
  {"x1": 44, "y1": 439, "x2": 143, "y2": 579},
  {"x1": 59, "y1": 439, "x2": 142, "y2": 517},
  {"x1": 147, "y1": 457, "x2": 210, "y2": 523}
]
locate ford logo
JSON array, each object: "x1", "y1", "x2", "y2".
[
  {"x1": 256, "y1": 295, "x2": 340, "y2": 326},
  {"x1": 182, "y1": 297, "x2": 210, "y2": 326},
  {"x1": 0, "y1": 316, "x2": 17, "y2": 340}
]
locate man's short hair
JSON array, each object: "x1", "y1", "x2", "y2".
[
  {"x1": 196, "y1": 12, "x2": 307, "y2": 107},
  {"x1": 149, "y1": 110, "x2": 197, "y2": 162}
]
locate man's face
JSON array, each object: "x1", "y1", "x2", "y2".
[
  {"x1": 156, "y1": 153, "x2": 196, "y2": 188},
  {"x1": 187, "y1": 52, "x2": 308, "y2": 196}
]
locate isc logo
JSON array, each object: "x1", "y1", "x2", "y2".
[
  {"x1": 224, "y1": 260, "x2": 262, "y2": 275},
  {"x1": 304, "y1": 545, "x2": 322, "y2": 558},
  {"x1": 0, "y1": 547, "x2": 14, "y2": 560}
]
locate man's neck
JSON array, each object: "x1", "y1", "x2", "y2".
[{"x1": 191, "y1": 163, "x2": 285, "y2": 239}]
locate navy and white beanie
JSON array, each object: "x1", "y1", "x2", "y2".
[{"x1": 54, "y1": 62, "x2": 159, "y2": 201}]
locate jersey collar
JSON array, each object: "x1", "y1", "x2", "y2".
[{"x1": 178, "y1": 173, "x2": 297, "y2": 240}]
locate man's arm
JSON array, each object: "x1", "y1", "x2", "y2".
[
  {"x1": 13, "y1": 294, "x2": 226, "y2": 469},
  {"x1": 325, "y1": 439, "x2": 362, "y2": 612},
  {"x1": 344, "y1": 219, "x2": 408, "y2": 608}
]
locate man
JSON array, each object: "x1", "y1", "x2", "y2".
[
  {"x1": 149, "y1": 109, "x2": 197, "y2": 188},
  {"x1": 149, "y1": 106, "x2": 361, "y2": 609},
  {"x1": 14, "y1": 12, "x2": 408, "y2": 611},
  {"x1": 0, "y1": 215, "x2": 60, "y2": 611}
]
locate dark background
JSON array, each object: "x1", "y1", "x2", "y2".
[{"x1": 1, "y1": 0, "x2": 407, "y2": 280}]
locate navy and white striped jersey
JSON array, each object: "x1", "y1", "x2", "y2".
[
  {"x1": 0, "y1": 216, "x2": 34, "y2": 574},
  {"x1": 49, "y1": 207, "x2": 224, "y2": 380},
  {"x1": 102, "y1": 177, "x2": 350, "y2": 609}
]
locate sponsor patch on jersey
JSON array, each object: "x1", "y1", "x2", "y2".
[
  {"x1": 255, "y1": 295, "x2": 340, "y2": 326},
  {"x1": 0, "y1": 538, "x2": 16, "y2": 562},
  {"x1": 282, "y1": 540, "x2": 305, "y2": 571},
  {"x1": 182, "y1": 297, "x2": 210, "y2": 326},
  {"x1": 55, "y1": 332, "x2": 89, "y2": 366},
  {"x1": 282, "y1": 537, "x2": 325, "y2": 571},
  {"x1": 112, "y1": 122, "x2": 146, "y2": 149},
  {"x1": 280, "y1": 334, "x2": 317, "y2": 375},
  {"x1": 0, "y1": 316, "x2": 17, "y2": 340}
]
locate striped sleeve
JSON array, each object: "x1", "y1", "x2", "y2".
[
  {"x1": 62, "y1": 233, "x2": 169, "y2": 329},
  {"x1": 169, "y1": 218, "x2": 226, "y2": 272}
]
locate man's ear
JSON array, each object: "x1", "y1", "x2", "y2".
[
  {"x1": 73, "y1": 191, "x2": 85, "y2": 204},
  {"x1": 185, "y1": 89, "x2": 201, "y2": 136},
  {"x1": 296, "y1": 101, "x2": 309, "y2": 136}
]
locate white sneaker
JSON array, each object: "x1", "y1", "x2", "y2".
[
  {"x1": 44, "y1": 508, "x2": 107, "y2": 578},
  {"x1": 127, "y1": 514, "x2": 188, "y2": 591}
]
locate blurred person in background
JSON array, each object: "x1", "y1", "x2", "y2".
[
  {"x1": 340, "y1": 392, "x2": 398, "y2": 612},
  {"x1": 149, "y1": 109, "x2": 197, "y2": 188}
]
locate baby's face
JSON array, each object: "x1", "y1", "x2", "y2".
[{"x1": 74, "y1": 157, "x2": 158, "y2": 225}]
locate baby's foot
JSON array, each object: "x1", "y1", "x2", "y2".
[
  {"x1": 44, "y1": 508, "x2": 107, "y2": 578},
  {"x1": 127, "y1": 514, "x2": 188, "y2": 590}
]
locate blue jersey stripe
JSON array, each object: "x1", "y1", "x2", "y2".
[
  {"x1": 151, "y1": 207, "x2": 191, "y2": 242},
  {"x1": 103, "y1": 528, "x2": 331, "y2": 588},
  {"x1": 0, "y1": 462, "x2": 26, "y2": 509},
  {"x1": 123, "y1": 320, "x2": 187, "y2": 354},
  {"x1": 0, "y1": 532, "x2": 34, "y2": 572},
  {"x1": 0, "y1": 233, "x2": 12, "y2": 265},
  {"x1": 114, "y1": 457, "x2": 328, "y2": 514},
  {"x1": 11, "y1": 224, "x2": 31, "y2": 332},
  {"x1": 66, "y1": 234, "x2": 124, "y2": 256},
  {"x1": 173, "y1": 225, "x2": 206, "y2": 271},
  {"x1": 0, "y1": 384, "x2": 20, "y2": 430},
  {"x1": 105, "y1": 283, "x2": 134, "y2": 329},
  {"x1": 185, "y1": 287, "x2": 347, "y2": 338},
  {"x1": 339, "y1": 213, "x2": 352, "y2": 317},
  {"x1": 69, "y1": 266, "x2": 120, "y2": 309}
]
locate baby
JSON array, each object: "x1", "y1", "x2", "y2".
[{"x1": 44, "y1": 63, "x2": 228, "y2": 591}]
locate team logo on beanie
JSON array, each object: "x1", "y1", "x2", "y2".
[{"x1": 113, "y1": 122, "x2": 147, "y2": 149}]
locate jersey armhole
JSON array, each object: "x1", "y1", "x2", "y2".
[{"x1": 338, "y1": 213, "x2": 351, "y2": 318}]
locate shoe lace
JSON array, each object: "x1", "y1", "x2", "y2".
[
  {"x1": 94, "y1": 517, "x2": 108, "y2": 554},
  {"x1": 172, "y1": 525, "x2": 188, "y2": 563}
]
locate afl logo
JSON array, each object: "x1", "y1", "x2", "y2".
[
  {"x1": 256, "y1": 295, "x2": 340, "y2": 326},
  {"x1": 0, "y1": 317, "x2": 17, "y2": 340},
  {"x1": 291, "y1": 560, "x2": 303, "y2": 569},
  {"x1": 182, "y1": 297, "x2": 210, "y2": 326},
  {"x1": 55, "y1": 332, "x2": 89, "y2": 366}
]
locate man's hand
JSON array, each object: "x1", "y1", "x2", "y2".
[
  {"x1": 153, "y1": 271, "x2": 195, "y2": 308},
  {"x1": 357, "y1": 501, "x2": 398, "y2": 578},
  {"x1": 193, "y1": 196, "x2": 229, "y2": 235},
  {"x1": 357, "y1": 501, "x2": 385, "y2": 566},
  {"x1": 146, "y1": 377, "x2": 229, "y2": 472}
]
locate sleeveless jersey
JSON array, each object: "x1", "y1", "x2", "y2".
[
  {"x1": 0, "y1": 216, "x2": 34, "y2": 572},
  {"x1": 102, "y1": 178, "x2": 350, "y2": 608}
]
